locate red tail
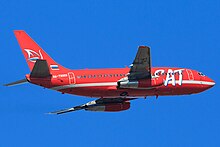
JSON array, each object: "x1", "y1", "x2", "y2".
[{"x1": 14, "y1": 30, "x2": 68, "y2": 72}]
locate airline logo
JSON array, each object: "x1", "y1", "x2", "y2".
[
  {"x1": 50, "y1": 65, "x2": 59, "y2": 70},
  {"x1": 24, "y1": 49, "x2": 43, "y2": 62},
  {"x1": 154, "y1": 69, "x2": 184, "y2": 86}
]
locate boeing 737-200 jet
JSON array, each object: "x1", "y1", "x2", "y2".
[{"x1": 4, "y1": 30, "x2": 215, "y2": 114}]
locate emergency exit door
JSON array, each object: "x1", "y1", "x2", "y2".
[{"x1": 68, "y1": 72, "x2": 75, "y2": 84}]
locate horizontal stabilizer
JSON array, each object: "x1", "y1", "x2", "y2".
[
  {"x1": 30, "y1": 59, "x2": 51, "y2": 78},
  {"x1": 4, "y1": 79, "x2": 28, "y2": 86}
]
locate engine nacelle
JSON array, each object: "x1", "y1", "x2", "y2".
[
  {"x1": 85, "y1": 101, "x2": 130, "y2": 112},
  {"x1": 118, "y1": 77, "x2": 164, "y2": 89},
  {"x1": 118, "y1": 80, "x2": 139, "y2": 88}
]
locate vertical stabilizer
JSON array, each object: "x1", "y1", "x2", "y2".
[{"x1": 14, "y1": 30, "x2": 68, "y2": 72}]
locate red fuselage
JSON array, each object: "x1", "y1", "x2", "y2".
[{"x1": 27, "y1": 67, "x2": 215, "y2": 98}]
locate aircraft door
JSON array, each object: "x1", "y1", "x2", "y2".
[
  {"x1": 68, "y1": 72, "x2": 76, "y2": 85},
  {"x1": 186, "y1": 69, "x2": 194, "y2": 80}
]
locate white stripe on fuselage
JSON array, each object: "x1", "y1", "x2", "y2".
[
  {"x1": 50, "y1": 80, "x2": 215, "y2": 91},
  {"x1": 51, "y1": 82, "x2": 117, "y2": 90},
  {"x1": 181, "y1": 80, "x2": 215, "y2": 85}
]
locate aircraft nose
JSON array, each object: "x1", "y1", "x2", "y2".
[
  {"x1": 202, "y1": 76, "x2": 215, "y2": 89},
  {"x1": 208, "y1": 77, "x2": 215, "y2": 87}
]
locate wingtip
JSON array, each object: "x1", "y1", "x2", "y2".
[
  {"x1": 14, "y1": 30, "x2": 25, "y2": 32},
  {"x1": 46, "y1": 112, "x2": 59, "y2": 115}
]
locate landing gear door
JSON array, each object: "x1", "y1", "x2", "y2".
[{"x1": 68, "y1": 72, "x2": 76, "y2": 85}]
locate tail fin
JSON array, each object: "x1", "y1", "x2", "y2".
[{"x1": 14, "y1": 30, "x2": 68, "y2": 72}]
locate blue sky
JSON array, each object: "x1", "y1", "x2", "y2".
[{"x1": 0, "y1": 0, "x2": 219, "y2": 146}]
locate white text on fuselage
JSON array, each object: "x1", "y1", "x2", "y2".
[
  {"x1": 52, "y1": 74, "x2": 68, "y2": 79},
  {"x1": 154, "y1": 69, "x2": 184, "y2": 86}
]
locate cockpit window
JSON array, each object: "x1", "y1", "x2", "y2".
[{"x1": 198, "y1": 72, "x2": 205, "y2": 76}]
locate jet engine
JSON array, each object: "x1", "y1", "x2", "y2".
[
  {"x1": 118, "y1": 77, "x2": 164, "y2": 89},
  {"x1": 85, "y1": 101, "x2": 130, "y2": 112}
]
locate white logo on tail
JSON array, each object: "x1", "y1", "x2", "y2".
[{"x1": 24, "y1": 49, "x2": 43, "y2": 62}]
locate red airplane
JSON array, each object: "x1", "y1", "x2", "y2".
[{"x1": 4, "y1": 30, "x2": 215, "y2": 114}]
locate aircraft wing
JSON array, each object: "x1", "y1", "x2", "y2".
[
  {"x1": 49, "y1": 98, "x2": 136, "y2": 114},
  {"x1": 128, "y1": 46, "x2": 151, "y2": 80},
  {"x1": 48, "y1": 105, "x2": 86, "y2": 115}
]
